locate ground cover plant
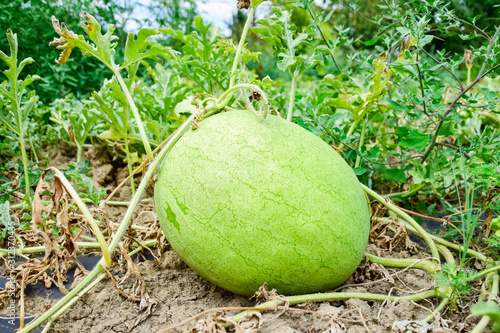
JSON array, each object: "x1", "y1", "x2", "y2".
[{"x1": 0, "y1": 0, "x2": 500, "y2": 331}]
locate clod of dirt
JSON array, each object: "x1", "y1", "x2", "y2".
[
  {"x1": 317, "y1": 302, "x2": 344, "y2": 316},
  {"x1": 84, "y1": 145, "x2": 112, "y2": 168},
  {"x1": 157, "y1": 250, "x2": 187, "y2": 270},
  {"x1": 91, "y1": 164, "x2": 114, "y2": 186}
]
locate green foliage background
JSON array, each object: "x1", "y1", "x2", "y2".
[{"x1": 0, "y1": 0, "x2": 198, "y2": 102}]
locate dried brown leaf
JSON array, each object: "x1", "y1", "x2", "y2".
[{"x1": 237, "y1": 0, "x2": 251, "y2": 9}]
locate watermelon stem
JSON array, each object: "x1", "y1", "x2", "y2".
[
  {"x1": 373, "y1": 216, "x2": 487, "y2": 261},
  {"x1": 229, "y1": 6, "x2": 257, "y2": 90},
  {"x1": 362, "y1": 184, "x2": 440, "y2": 260},
  {"x1": 365, "y1": 252, "x2": 438, "y2": 274},
  {"x1": 230, "y1": 288, "x2": 439, "y2": 324},
  {"x1": 286, "y1": 74, "x2": 297, "y2": 122},
  {"x1": 354, "y1": 119, "x2": 367, "y2": 168},
  {"x1": 202, "y1": 83, "x2": 269, "y2": 120}
]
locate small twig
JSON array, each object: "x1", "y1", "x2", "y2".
[
  {"x1": 479, "y1": 63, "x2": 500, "y2": 79},
  {"x1": 435, "y1": 142, "x2": 472, "y2": 158},
  {"x1": 410, "y1": 299, "x2": 434, "y2": 315},
  {"x1": 421, "y1": 49, "x2": 463, "y2": 90},
  {"x1": 377, "y1": 288, "x2": 394, "y2": 320},
  {"x1": 427, "y1": 2, "x2": 490, "y2": 40},
  {"x1": 398, "y1": 206, "x2": 464, "y2": 237},
  {"x1": 423, "y1": 297, "x2": 450, "y2": 322},
  {"x1": 356, "y1": 307, "x2": 372, "y2": 333}
]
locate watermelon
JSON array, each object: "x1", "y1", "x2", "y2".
[{"x1": 154, "y1": 110, "x2": 370, "y2": 296}]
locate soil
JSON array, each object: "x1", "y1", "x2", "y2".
[{"x1": 1, "y1": 144, "x2": 491, "y2": 332}]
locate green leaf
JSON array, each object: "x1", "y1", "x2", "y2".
[
  {"x1": 361, "y1": 36, "x2": 379, "y2": 46},
  {"x1": 396, "y1": 27, "x2": 411, "y2": 35},
  {"x1": 388, "y1": 99, "x2": 409, "y2": 111},
  {"x1": 173, "y1": 97, "x2": 197, "y2": 117},
  {"x1": 491, "y1": 217, "x2": 500, "y2": 232},
  {"x1": 353, "y1": 167, "x2": 367, "y2": 175},
  {"x1": 252, "y1": 0, "x2": 273, "y2": 7},
  {"x1": 99, "y1": 127, "x2": 126, "y2": 141},
  {"x1": 419, "y1": 35, "x2": 434, "y2": 47},
  {"x1": 21, "y1": 74, "x2": 41, "y2": 91},
  {"x1": 396, "y1": 127, "x2": 431, "y2": 151},
  {"x1": 0, "y1": 201, "x2": 10, "y2": 241},
  {"x1": 471, "y1": 302, "x2": 500, "y2": 332},
  {"x1": 277, "y1": 52, "x2": 297, "y2": 71},
  {"x1": 50, "y1": 12, "x2": 119, "y2": 68},
  {"x1": 193, "y1": 15, "x2": 211, "y2": 35},
  {"x1": 121, "y1": 29, "x2": 176, "y2": 69},
  {"x1": 0, "y1": 201, "x2": 10, "y2": 226},
  {"x1": 386, "y1": 168, "x2": 407, "y2": 183},
  {"x1": 0, "y1": 29, "x2": 39, "y2": 139},
  {"x1": 438, "y1": 119, "x2": 454, "y2": 136},
  {"x1": 254, "y1": 8, "x2": 311, "y2": 75}
]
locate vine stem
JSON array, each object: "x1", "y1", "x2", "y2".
[
  {"x1": 476, "y1": 264, "x2": 500, "y2": 279},
  {"x1": 338, "y1": 120, "x2": 358, "y2": 150},
  {"x1": 437, "y1": 245, "x2": 455, "y2": 265},
  {"x1": 229, "y1": 6, "x2": 256, "y2": 90},
  {"x1": 470, "y1": 273, "x2": 499, "y2": 333},
  {"x1": 365, "y1": 253, "x2": 437, "y2": 273},
  {"x1": 230, "y1": 289, "x2": 437, "y2": 323},
  {"x1": 41, "y1": 273, "x2": 106, "y2": 333},
  {"x1": 18, "y1": 115, "x2": 195, "y2": 333},
  {"x1": 215, "y1": 84, "x2": 264, "y2": 108},
  {"x1": 383, "y1": 183, "x2": 427, "y2": 198},
  {"x1": 206, "y1": 84, "x2": 268, "y2": 116},
  {"x1": 423, "y1": 298, "x2": 450, "y2": 323},
  {"x1": 354, "y1": 119, "x2": 366, "y2": 168},
  {"x1": 18, "y1": 130, "x2": 31, "y2": 202},
  {"x1": 0, "y1": 239, "x2": 156, "y2": 258},
  {"x1": 373, "y1": 217, "x2": 487, "y2": 261},
  {"x1": 76, "y1": 145, "x2": 83, "y2": 164},
  {"x1": 124, "y1": 132, "x2": 136, "y2": 195},
  {"x1": 113, "y1": 70, "x2": 154, "y2": 160},
  {"x1": 13, "y1": 79, "x2": 31, "y2": 202},
  {"x1": 287, "y1": 74, "x2": 297, "y2": 122},
  {"x1": 362, "y1": 184, "x2": 440, "y2": 260}
]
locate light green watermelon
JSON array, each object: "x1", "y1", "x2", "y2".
[{"x1": 154, "y1": 110, "x2": 370, "y2": 296}]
